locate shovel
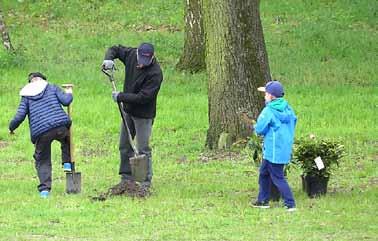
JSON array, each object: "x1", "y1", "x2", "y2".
[
  {"x1": 102, "y1": 69, "x2": 149, "y2": 183},
  {"x1": 62, "y1": 84, "x2": 81, "y2": 193}
]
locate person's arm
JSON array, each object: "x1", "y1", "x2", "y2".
[
  {"x1": 55, "y1": 85, "x2": 73, "y2": 106},
  {"x1": 9, "y1": 97, "x2": 28, "y2": 132},
  {"x1": 104, "y1": 45, "x2": 133, "y2": 65},
  {"x1": 117, "y1": 73, "x2": 163, "y2": 104},
  {"x1": 254, "y1": 108, "x2": 272, "y2": 136}
]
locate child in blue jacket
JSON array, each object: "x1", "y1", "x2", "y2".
[
  {"x1": 252, "y1": 80, "x2": 297, "y2": 211},
  {"x1": 9, "y1": 72, "x2": 73, "y2": 198}
]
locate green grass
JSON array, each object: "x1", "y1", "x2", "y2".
[{"x1": 0, "y1": 0, "x2": 377, "y2": 240}]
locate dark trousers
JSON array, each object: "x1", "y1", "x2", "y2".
[
  {"x1": 119, "y1": 113, "x2": 153, "y2": 184},
  {"x1": 257, "y1": 159, "x2": 296, "y2": 208},
  {"x1": 33, "y1": 126, "x2": 71, "y2": 192}
]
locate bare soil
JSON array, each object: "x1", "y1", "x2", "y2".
[{"x1": 91, "y1": 180, "x2": 150, "y2": 201}]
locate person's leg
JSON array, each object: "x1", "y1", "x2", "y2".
[
  {"x1": 257, "y1": 159, "x2": 271, "y2": 203},
  {"x1": 269, "y1": 162, "x2": 296, "y2": 208},
  {"x1": 132, "y1": 116, "x2": 153, "y2": 184},
  {"x1": 119, "y1": 113, "x2": 136, "y2": 181},
  {"x1": 55, "y1": 126, "x2": 71, "y2": 164},
  {"x1": 33, "y1": 131, "x2": 54, "y2": 192}
]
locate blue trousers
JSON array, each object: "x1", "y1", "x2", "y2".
[{"x1": 257, "y1": 159, "x2": 296, "y2": 208}]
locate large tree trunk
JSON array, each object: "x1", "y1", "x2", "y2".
[
  {"x1": 176, "y1": 0, "x2": 205, "y2": 73},
  {"x1": 203, "y1": 0, "x2": 271, "y2": 149},
  {"x1": 0, "y1": 9, "x2": 14, "y2": 51}
]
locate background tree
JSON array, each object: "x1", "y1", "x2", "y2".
[
  {"x1": 176, "y1": 0, "x2": 205, "y2": 73},
  {"x1": 203, "y1": 0, "x2": 271, "y2": 149},
  {"x1": 0, "y1": 9, "x2": 14, "y2": 51}
]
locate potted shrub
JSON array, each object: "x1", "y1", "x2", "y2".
[{"x1": 293, "y1": 135, "x2": 345, "y2": 198}]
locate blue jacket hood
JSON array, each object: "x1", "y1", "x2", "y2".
[
  {"x1": 19, "y1": 79, "x2": 48, "y2": 100},
  {"x1": 268, "y1": 98, "x2": 290, "y2": 124}
]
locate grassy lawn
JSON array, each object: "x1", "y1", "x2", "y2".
[{"x1": 0, "y1": 0, "x2": 377, "y2": 240}]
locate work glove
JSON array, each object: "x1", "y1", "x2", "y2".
[
  {"x1": 102, "y1": 60, "x2": 115, "y2": 70},
  {"x1": 112, "y1": 91, "x2": 120, "y2": 102}
]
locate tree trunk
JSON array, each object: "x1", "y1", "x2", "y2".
[
  {"x1": 176, "y1": 0, "x2": 205, "y2": 73},
  {"x1": 203, "y1": 0, "x2": 271, "y2": 149},
  {"x1": 0, "y1": 9, "x2": 14, "y2": 51}
]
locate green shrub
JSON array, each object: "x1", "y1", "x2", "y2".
[{"x1": 294, "y1": 136, "x2": 345, "y2": 178}]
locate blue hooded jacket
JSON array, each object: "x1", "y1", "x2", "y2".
[
  {"x1": 9, "y1": 80, "x2": 72, "y2": 143},
  {"x1": 254, "y1": 98, "x2": 297, "y2": 164}
]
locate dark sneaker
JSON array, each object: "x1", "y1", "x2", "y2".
[{"x1": 251, "y1": 200, "x2": 270, "y2": 208}]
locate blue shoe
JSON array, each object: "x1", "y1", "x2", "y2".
[
  {"x1": 40, "y1": 190, "x2": 49, "y2": 198},
  {"x1": 63, "y1": 163, "x2": 72, "y2": 172}
]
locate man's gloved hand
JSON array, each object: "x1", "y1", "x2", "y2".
[
  {"x1": 102, "y1": 60, "x2": 115, "y2": 70},
  {"x1": 112, "y1": 91, "x2": 120, "y2": 102}
]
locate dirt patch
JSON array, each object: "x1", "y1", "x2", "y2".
[
  {"x1": 368, "y1": 177, "x2": 378, "y2": 186},
  {"x1": 91, "y1": 180, "x2": 150, "y2": 201},
  {"x1": 328, "y1": 178, "x2": 378, "y2": 194},
  {"x1": 130, "y1": 24, "x2": 181, "y2": 33},
  {"x1": 197, "y1": 150, "x2": 246, "y2": 163},
  {"x1": 0, "y1": 140, "x2": 9, "y2": 149},
  {"x1": 79, "y1": 142, "x2": 111, "y2": 158},
  {"x1": 80, "y1": 146, "x2": 109, "y2": 158}
]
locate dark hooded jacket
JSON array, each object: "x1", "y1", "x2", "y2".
[
  {"x1": 9, "y1": 81, "x2": 72, "y2": 143},
  {"x1": 104, "y1": 45, "x2": 163, "y2": 118}
]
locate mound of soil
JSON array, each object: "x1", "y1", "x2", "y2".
[{"x1": 92, "y1": 180, "x2": 150, "y2": 201}]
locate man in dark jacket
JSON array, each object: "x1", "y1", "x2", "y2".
[
  {"x1": 102, "y1": 43, "x2": 163, "y2": 189},
  {"x1": 9, "y1": 72, "x2": 73, "y2": 198}
]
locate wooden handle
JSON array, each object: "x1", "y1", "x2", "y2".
[
  {"x1": 62, "y1": 83, "x2": 74, "y2": 88},
  {"x1": 62, "y1": 84, "x2": 74, "y2": 165}
]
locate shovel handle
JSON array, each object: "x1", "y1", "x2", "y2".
[
  {"x1": 62, "y1": 84, "x2": 75, "y2": 169},
  {"x1": 102, "y1": 69, "x2": 139, "y2": 154}
]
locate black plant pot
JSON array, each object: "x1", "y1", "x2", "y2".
[
  {"x1": 301, "y1": 174, "x2": 329, "y2": 198},
  {"x1": 270, "y1": 184, "x2": 280, "y2": 202}
]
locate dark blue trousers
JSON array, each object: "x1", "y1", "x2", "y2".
[{"x1": 257, "y1": 159, "x2": 296, "y2": 208}]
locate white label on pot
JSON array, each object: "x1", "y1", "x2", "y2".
[{"x1": 314, "y1": 156, "x2": 325, "y2": 170}]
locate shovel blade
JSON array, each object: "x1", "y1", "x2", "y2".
[
  {"x1": 66, "y1": 172, "x2": 81, "y2": 194},
  {"x1": 130, "y1": 154, "x2": 148, "y2": 183}
]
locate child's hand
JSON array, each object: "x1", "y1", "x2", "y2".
[{"x1": 240, "y1": 112, "x2": 256, "y2": 125}]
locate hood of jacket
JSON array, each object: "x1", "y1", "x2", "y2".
[
  {"x1": 19, "y1": 79, "x2": 48, "y2": 100},
  {"x1": 267, "y1": 98, "x2": 291, "y2": 123}
]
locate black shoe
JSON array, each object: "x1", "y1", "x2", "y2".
[{"x1": 251, "y1": 200, "x2": 270, "y2": 209}]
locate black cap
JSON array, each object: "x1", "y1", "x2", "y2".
[
  {"x1": 28, "y1": 72, "x2": 47, "y2": 82},
  {"x1": 137, "y1": 43, "x2": 154, "y2": 66}
]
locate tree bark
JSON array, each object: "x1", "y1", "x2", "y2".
[
  {"x1": 203, "y1": 0, "x2": 271, "y2": 149},
  {"x1": 0, "y1": 9, "x2": 14, "y2": 51},
  {"x1": 176, "y1": 0, "x2": 205, "y2": 73}
]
